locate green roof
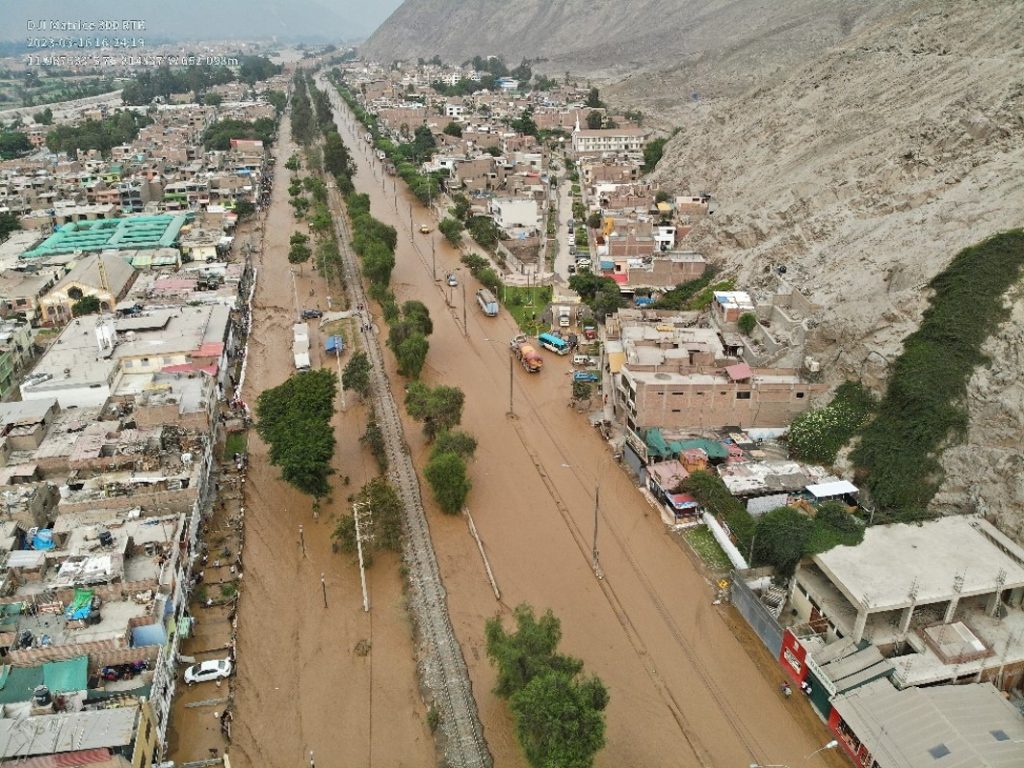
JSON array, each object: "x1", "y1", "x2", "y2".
[
  {"x1": 0, "y1": 664, "x2": 43, "y2": 704},
  {"x1": 645, "y1": 429, "x2": 728, "y2": 460},
  {"x1": 21, "y1": 213, "x2": 192, "y2": 260},
  {"x1": 43, "y1": 655, "x2": 88, "y2": 694}
]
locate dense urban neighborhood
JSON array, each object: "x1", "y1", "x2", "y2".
[{"x1": 0, "y1": 27, "x2": 1020, "y2": 768}]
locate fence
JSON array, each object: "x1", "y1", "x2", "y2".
[{"x1": 730, "y1": 568, "x2": 784, "y2": 658}]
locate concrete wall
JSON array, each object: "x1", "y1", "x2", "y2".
[{"x1": 629, "y1": 374, "x2": 825, "y2": 430}]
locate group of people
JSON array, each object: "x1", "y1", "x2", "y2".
[{"x1": 780, "y1": 680, "x2": 813, "y2": 698}]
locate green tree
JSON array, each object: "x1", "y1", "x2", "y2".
[
  {"x1": 333, "y1": 477, "x2": 403, "y2": 557},
  {"x1": 738, "y1": 312, "x2": 757, "y2": 335},
  {"x1": 33, "y1": 107, "x2": 53, "y2": 125},
  {"x1": 431, "y1": 430, "x2": 477, "y2": 461},
  {"x1": 361, "y1": 415, "x2": 388, "y2": 472},
  {"x1": 642, "y1": 137, "x2": 668, "y2": 174},
  {"x1": 443, "y1": 121, "x2": 463, "y2": 137},
  {"x1": 585, "y1": 111, "x2": 603, "y2": 130},
  {"x1": 265, "y1": 90, "x2": 287, "y2": 115},
  {"x1": 485, "y1": 604, "x2": 583, "y2": 698},
  {"x1": 585, "y1": 87, "x2": 603, "y2": 108},
  {"x1": 654, "y1": 189, "x2": 670, "y2": 204},
  {"x1": 395, "y1": 333, "x2": 429, "y2": 378},
  {"x1": 510, "y1": 672, "x2": 608, "y2": 768},
  {"x1": 449, "y1": 194, "x2": 472, "y2": 222},
  {"x1": 424, "y1": 451, "x2": 471, "y2": 514},
  {"x1": 0, "y1": 212, "x2": 21, "y2": 242},
  {"x1": 467, "y1": 216, "x2": 500, "y2": 249},
  {"x1": 323, "y1": 131, "x2": 353, "y2": 181},
  {"x1": 405, "y1": 382, "x2": 464, "y2": 441},
  {"x1": 585, "y1": 212, "x2": 602, "y2": 230},
  {"x1": 572, "y1": 380, "x2": 593, "y2": 402},
  {"x1": 203, "y1": 92, "x2": 223, "y2": 106},
  {"x1": 285, "y1": 153, "x2": 301, "y2": 171},
  {"x1": 439, "y1": 216, "x2": 464, "y2": 246},
  {"x1": 362, "y1": 240, "x2": 396, "y2": 287},
  {"x1": 753, "y1": 506, "x2": 814, "y2": 575},
  {"x1": 71, "y1": 295, "x2": 101, "y2": 316},
  {"x1": 342, "y1": 351, "x2": 372, "y2": 398},
  {"x1": 288, "y1": 233, "x2": 312, "y2": 273},
  {"x1": 0, "y1": 131, "x2": 33, "y2": 159},
  {"x1": 233, "y1": 200, "x2": 255, "y2": 221},
  {"x1": 255, "y1": 369, "x2": 337, "y2": 499}
]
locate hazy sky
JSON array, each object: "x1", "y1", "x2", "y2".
[{"x1": 2, "y1": 0, "x2": 405, "y2": 42}]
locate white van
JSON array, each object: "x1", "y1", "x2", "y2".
[{"x1": 572, "y1": 354, "x2": 593, "y2": 367}]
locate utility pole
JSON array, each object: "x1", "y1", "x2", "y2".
[
  {"x1": 320, "y1": 572, "x2": 328, "y2": 609},
  {"x1": 592, "y1": 486, "x2": 603, "y2": 579},
  {"x1": 462, "y1": 279, "x2": 467, "y2": 336},
  {"x1": 431, "y1": 238, "x2": 436, "y2": 281},
  {"x1": 353, "y1": 503, "x2": 370, "y2": 612},
  {"x1": 508, "y1": 354, "x2": 515, "y2": 418},
  {"x1": 298, "y1": 525, "x2": 306, "y2": 558}
]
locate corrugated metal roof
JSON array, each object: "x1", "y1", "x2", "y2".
[
  {"x1": 806, "y1": 480, "x2": 858, "y2": 497},
  {"x1": 831, "y1": 680, "x2": 1024, "y2": 768},
  {"x1": 0, "y1": 707, "x2": 137, "y2": 756}
]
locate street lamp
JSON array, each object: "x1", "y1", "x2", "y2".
[
  {"x1": 748, "y1": 740, "x2": 839, "y2": 768},
  {"x1": 805, "y1": 741, "x2": 839, "y2": 762}
]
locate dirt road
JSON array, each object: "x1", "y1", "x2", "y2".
[
  {"x1": 326, "y1": 89, "x2": 846, "y2": 768},
  {"x1": 225, "y1": 107, "x2": 434, "y2": 768}
]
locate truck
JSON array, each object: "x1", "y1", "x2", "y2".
[
  {"x1": 476, "y1": 288, "x2": 499, "y2": 317},
  {"x1": 510, "y1": 335, "x2": 544, "y2": 373},
  {"x1": 293, "y1": 323, "x2": 311, "y2": 370},
  {"x1": 557, "y1": 305, "x2": 571, "y2": 328}
]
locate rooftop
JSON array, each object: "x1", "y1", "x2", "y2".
[
  {"x1": 831, "y1": 679, "x2": 1024, "y2": 768},
  {"x1": 21, "y1": 214, "x2": 190, "y2": 260},
  {"x1": 814, "y1": 516, "x2": 1024, "y2": 612},
  {"x1": 0, "y1": 706, "x2": 138, "y2": 757}
]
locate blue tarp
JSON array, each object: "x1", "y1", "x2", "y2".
[
  {"x1": 324, "y1": 335, "x2": 344, "y2": 354},
  {"x1": 31, "y1": 529, "x2": 54, "y2": 550},
  {"x1": 64, "y1": 588, "x2": 93, "y2": 620},
  {"x1": 132, "y1": 622, "x2": 166, "y2": 647}
]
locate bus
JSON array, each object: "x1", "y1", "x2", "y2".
[
  {"x1": 537, "y1": 332, "x2": 570, "y2": 355},
  {"x1": 476, "y1": 288, "x2": 499, "y2": 317}
]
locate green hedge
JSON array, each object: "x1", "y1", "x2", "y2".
[{"x1": 852, "y1": 230, "x2": 1024, "y2": 520}]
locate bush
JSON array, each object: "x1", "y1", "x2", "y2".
[
  {"x1": 439, "y1": 216, "x2": 464, "y2": 246},
  {"x1": 424, "y1": 451, "x2": 471, "y2": 514},
  {"x1": 737, "y1": 312, "x2": 757, "y2": 335},
  {"x1": 680, "y1": 471, "x2": 755, "y2": 554},
  {"x1": 787, "y1": 381, "x2": 876, "y2": 466}
]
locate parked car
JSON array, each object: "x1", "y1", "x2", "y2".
[
  {"x1": 447, "y1": 273, "x2": 458, "y2": 287},
  {"x1": 572, "y1": 371, "x2": 599, "y2": 383},
  {"x1": 572, "y1": 354, "x2": 595, "y2": 367},
  {"x1": 301, "y1": 309, "x2": 323, "y2": 320},
  {"x1": 568, "y1": 264, "x2": 576, "y2": 274},
  {"x1": 184, "y1": 658, "x2": 233, "y2": 685},
  {"x1": 419, "y1": 224, "x2": 432, "y2": 234}
]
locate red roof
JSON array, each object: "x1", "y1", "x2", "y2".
[
  {"x1": 193, "y1": 341, "x2": 225, "y2": 358},
  {"x1": 6, "y1": 749, "x2": 115, "y2": 768},
  {"x1": 610, "y1": 273, "x2": 628, "y2": 284},
  {"x1": 725, "y1": 362, "x2": 753, "y2": 382}
]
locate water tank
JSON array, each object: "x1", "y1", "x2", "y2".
[{"x1": 33, "y1": 685, "x2": 51, "y2": 707}]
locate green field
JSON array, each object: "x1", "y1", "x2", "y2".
[{"x1": 503, "y1": 284, "x2": 553, "y2": 336}]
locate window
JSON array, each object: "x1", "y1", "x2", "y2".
[
  {"x1": 796, "y1": 392, "x2": 805, "y2": 399},
  {"x1": 736, "y1": 392, "x2": 751, "y2": 400},
  {"x1": 928, "y1": 745, "x2": 950, "y2": 759}
]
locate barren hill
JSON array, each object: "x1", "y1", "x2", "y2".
[{"x1": 363, "y1": 0, "x2": 893, "y2": 85}]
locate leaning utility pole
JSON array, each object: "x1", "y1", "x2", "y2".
[{"x1": 353, "y1": 502, "x2": 370, "y2": 612}]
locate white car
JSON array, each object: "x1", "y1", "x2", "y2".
[
  {"x1": 447, "y1": 273, "x2": 458, "y2": 287},
  {"x1": 184, "y1": 658, "x2": 233, "y2": 685}
]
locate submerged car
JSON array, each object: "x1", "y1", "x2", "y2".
[{"x1": 184, "y1": 658, "x2": 233, "y2": 685}]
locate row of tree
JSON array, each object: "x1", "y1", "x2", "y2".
[
  {"x1": 486, "y1": 604, "x2": 608, "y2": 768},
  {"x1": 45, "y1": 110, "x2": 152, "y2": 157},
  {"x1": 120, "y1": 56, "x2": 281, "y2": 105}
]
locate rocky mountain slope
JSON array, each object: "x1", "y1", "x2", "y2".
[
  {"x1": 642, "y1": 0, "x2": 1024, "y2": 530},
  {"x1": 366, "y1": 0, "x2": 1024, "y2": 529},
  {"x1": 363, "y1": 0, "x2": 892, "y2": 87}
]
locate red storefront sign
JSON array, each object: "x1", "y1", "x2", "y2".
[{"x1": 779, "y1": 628, "x2": 808, "y2": 684}]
